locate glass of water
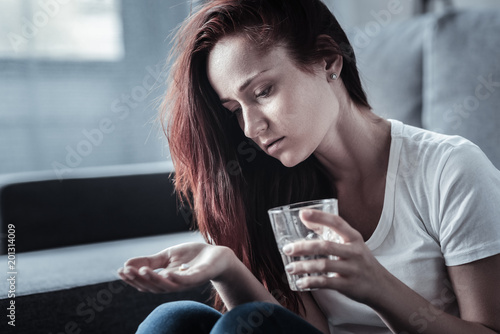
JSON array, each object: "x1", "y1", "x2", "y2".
[{"x1": 268, "y1": 198, "x2": 342, "y2": 291}]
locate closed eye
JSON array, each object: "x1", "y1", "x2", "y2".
[{"x1": 256, "y1": 85, "x2": 272, "y2": 98}]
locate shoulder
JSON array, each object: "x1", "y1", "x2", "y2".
[
  {"x1": 391, "y1": 120, "x2": 500, "y2": 225},
  {"x1": 392, "y1": 120, "x2": 498, "y2": 180},
  {"x1": 397, "y1": 120, "x2": 473, "y2": 155}
]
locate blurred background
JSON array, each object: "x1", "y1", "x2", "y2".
[{"x1": 0, "y1": 0, "x2": 499, "y2": 177}]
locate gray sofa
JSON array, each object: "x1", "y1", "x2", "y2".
[
  {"x1": 1, "y1": 8, "x2": 499, "y2": 334},
  {"x1": 0, "y1": 162, "x2": 210, "y2": 333},
  {"x1": 353, "y1": 9, "x2": 500, "y2": 168}
]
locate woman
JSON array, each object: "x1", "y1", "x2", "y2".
[{"x1": 118, "y1": 0, "x2": 500, "y2": 333}]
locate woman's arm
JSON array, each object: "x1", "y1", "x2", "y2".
[
  {"x1": 286, "y1": 209, "x2": 500, "y2": 334},
  {"x1": 205, "y1": 246, "x2": 280, "y2": 308},
  {"x1": 447, "y1": 255, "x2": 500, "y2": 332},
  {"x1": 118, "y1": 243, "x2": 278, "y2": 305},
  {"x1": 371, "y1": 254, "x2": 500, "y2": 334},
  {"x1": 299, "y1": 292, "x2": 331, "y2": 333},
  {"x1": 211, "y1": 249, "x2": 329, "y2": 333},
  {"x1": 118, "y1": 242, "x2": 330, "y2": 333}
]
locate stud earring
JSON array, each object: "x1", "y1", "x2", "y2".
[{"x1": 330, "y1": 73, "x2": 338, "y2": 80}]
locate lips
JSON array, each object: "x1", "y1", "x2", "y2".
[
  {"x1": 267, "y1": 137, "x2": 282, "y2": 147},
  {"x1": 266, "y1": 137, "x2": 284, "y2": 155}
]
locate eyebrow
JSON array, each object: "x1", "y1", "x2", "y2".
[{"x1": 220, "y1": 69, "x2": 270, "y2": 104}]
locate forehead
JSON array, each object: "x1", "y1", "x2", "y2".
[{"x1": 206, "y1": 34, "x2": 289, "y2": 95}]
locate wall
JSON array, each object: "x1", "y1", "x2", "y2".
[
  {"x1": 326, "y1": 0, "x2": 500, "y2": 28},
  {"x1": 0, "y1": 0, "x2": 191, "y2": 177}
]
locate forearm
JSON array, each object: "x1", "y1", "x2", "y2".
[
  {"x1": 210, "y1": 247, "x2": 281, "y2": 310},
  {"x1": 371, "y1": 271, "x2": 498, "y2": 334}
]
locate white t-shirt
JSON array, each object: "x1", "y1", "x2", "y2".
[{"x1": 312, "y1": 119, "x2": 500, "y2": 334}]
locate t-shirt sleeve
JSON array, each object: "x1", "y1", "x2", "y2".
[{"x1": 437, "y1": 143, "x2": 500, "y2": 266}]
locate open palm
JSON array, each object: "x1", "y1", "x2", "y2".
[{"x1": 118, "y1": 242, "x2": 234, "y2": 293}]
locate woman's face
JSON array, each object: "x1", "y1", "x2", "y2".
[{"x1": 207, "y1": 34, "x2": 340, "y2": 167}]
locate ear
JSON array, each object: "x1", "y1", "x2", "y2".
[{"x1": 315, "y1": 34, "x2": 344, "y2": 79}]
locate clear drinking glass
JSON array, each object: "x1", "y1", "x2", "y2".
[{"x1": 268, "y1": 198, "x2": 342, "y2": 291}]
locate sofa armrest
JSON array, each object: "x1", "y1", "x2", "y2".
[{"x1": 0, "y1": 162, "x2": 195, "y2": 254}]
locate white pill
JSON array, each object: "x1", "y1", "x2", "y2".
[{"x1": 179, "y1": 263, "x2": 190, "y2": 271}]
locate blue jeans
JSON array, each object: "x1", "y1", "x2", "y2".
[{"x1": 136, "y1": 300, "x2": 324, "y2": 334}]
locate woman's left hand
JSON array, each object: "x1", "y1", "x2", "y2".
[{"x1": 283, "y1": 209, "x2": 391, "y2": 305}]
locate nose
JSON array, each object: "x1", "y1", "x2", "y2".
[{"x1": 241, "y1": 106, "x2": 268, "y2": 139}]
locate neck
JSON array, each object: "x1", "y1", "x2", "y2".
[{"x1": 313, "y1": 102, "x2": 392, "y2": 186}]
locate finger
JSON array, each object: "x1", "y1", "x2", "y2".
[
  {"x1": 295, "y1": 274, "x2": 347, "y2": 291},
  {"x1": 120, "y1": 267, "x2": 160, "y2": 293},
  {"x1": 118, "y1": 266, "x2": 134, "y2": 280},
  {"x1": 283, "y1": 239, "x2": 351, "y2": 258},
  {"x1": 285, "y1": 257, "x2": 351, "y2": 276},
  {"x1": 136, "y1": 267, "x2": 176, "y2": 293},
  {"x1": 118, "y1": 266, "x2": 143, "y2": 284},
  {"x1": 135, "y1": 267, "x2": 185, "y2": 292},
  {"x1": 123, "y1": 249, "x2": 170, "y2": 270},
  {"x1": 299, "y1": 209, "x2": 362, "y2": 243},
  {"x1": 120, "y1": 268, "x2": 150, "y2": 292},
  {"x1": 139, "y1": 266, "x2": 207, "y2": 293},
  {"x1": 121, "y1": 266, "x2": 171, "y2": 293},
  {"x1": 117, "y1": 268, "x2": 136, "y2": 287}
]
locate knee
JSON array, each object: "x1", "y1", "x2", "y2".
[
  {"x1": 137, "y1": 300, "x2": 220, "y2": 334},
  {"x1": 153, "y1": 300, "x2": 212, "y2": 316},
  {"x1": 229, "y1": 302, "x2": 276, "y2": 319},
  {"x1": 213, "y1": 302, "x2": 277, "y2": 332}
]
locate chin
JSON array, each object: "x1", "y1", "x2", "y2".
[{"x1": 278, "y1": 153, "x2": 307, "y2": 168}]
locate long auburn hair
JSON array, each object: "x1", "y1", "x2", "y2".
[{"x1": 162, "y1": 0, "x2": 370, "y2": 314}]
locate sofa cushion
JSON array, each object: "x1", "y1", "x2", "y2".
[
  {"x1": 422, "y1": 10, "x2": 500, "y2": 168},
  {"x1": 0, "y1": 162, "x2": 195, "y2": 253},
  {"x1": 348, "y1": 14, "x2": 432, "y2": 127},
  {"x1": 0, "y1": 231, "x2": 208, "y2": 332},
  {"x1": 1, "y1": 231, "x2": 205, "y2": 298},
  {"x1": 0, "y1": 280, "x2": 212, "y2": 334}
]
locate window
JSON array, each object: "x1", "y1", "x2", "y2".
[{"x1": 0, "y1": 0, "x2": 124, "y2": 61}]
